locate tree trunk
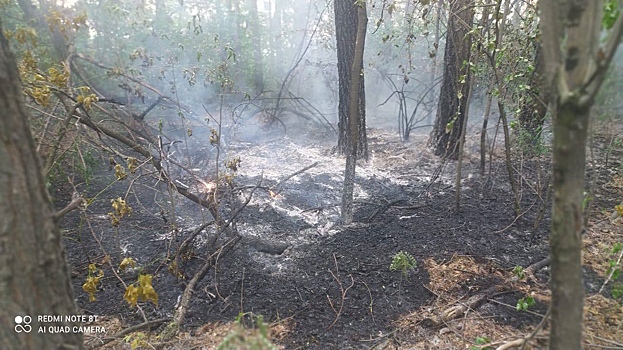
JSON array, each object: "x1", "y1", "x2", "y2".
[
  {"x1": 550, "y1": 100, "x2": 589, "y2": 350},
  {"x1": 539, "y1": 1, "x2": 623, "y2": 348},
  {"x1": 17, "y1": 0, "x2": 69, "y2": 61},
  {"x1": 429, "y1": 0, "x2": 474, "y2": 159},
  {"x1": 517, "y1": 46, "x2": 549, "y2": 153},
  {"x1": 334, "y1": 0, "x2": 368, "y2": 159},
  {"x1": 249, "y1": 0, "x2": 265, "y2": 93},
  {"x1": 341, "y1": 2, "x2": 367, "y2": 224},
  {"x1": 0, "y1": 21, "x2": 83, "y2": 350}
]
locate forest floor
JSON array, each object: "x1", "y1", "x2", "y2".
[{"x1": 56, "y1": 125, "x2": 623, "y2": 350}]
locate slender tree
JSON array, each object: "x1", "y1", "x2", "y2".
[
  {"x1": 429, "y1": 0, "x2": 474, "y2": 159},
  {"x1": 340, "y1": 0, "x2": 367, "y2": 224},
  {"x1": 249, "y1": 0, "x2": 265, "y2": 93},
  {"x1": 334, "y1": 0, "x2": 368, "y2": 159},
  {"x1": 539, "y1": 1, "x2": 623, "y2": 349},
  {"x1": 0, "y1": 20, "x2": 83, "y2": 349}
]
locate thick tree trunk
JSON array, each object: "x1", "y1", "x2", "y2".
[
  {"x1": 429, "y1": 0, "x2": 473, "y2": 159},
  {"x1": 334, "y1": 0, "x2": 367, "y2": 159},
  {"x1": 0, "y1": 22, "x2": 83, "y2": 350}
]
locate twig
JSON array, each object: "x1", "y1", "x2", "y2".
[
  {"x1": 175, "y1": 221, "x2": 215, "y2": 262},
  {"x1": 423, "y1": 256, "x2": 549, "y2": 327},
  {"x1": 239, "y1": 267, "x2": 246, "y2": 314},
  {"x1": 273, "y1": 161, "x2": 319, "y2": 194},
  {"x1": 159, "y1": 235, "x2": 242, "y2": 341},
  {"x1": 86, "y1": 318, "x2": 170, "y2": 350},
  {"x1": 519, "y1": 305, "x2": 551, "y2": 350},
  {"x1": 495, "y1": 338, "x2": 525, "y2": 350},
  {"x1": 326, "y1": 254, "x2": 355, "y2": 331},
  {"x1": 367, "y1": 199, "x2": 407, "y2": 221},
  {"x1": 54, "y1": 192, "x2": 84, "y2": 220},
  {"x1": 361, "y1": 280, "x2": 375, "y2": 324},
  {"x1": 598, "y1": 245, "x2": 623, "y2": 294}
]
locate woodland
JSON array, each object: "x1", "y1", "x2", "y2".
[{"x1": 1, "y1": 0, "x2": 623, "y2": 349}]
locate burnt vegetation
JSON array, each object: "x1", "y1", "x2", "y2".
[{"x1": 2, "y1": 0, "x2": 623, "y2": 349}]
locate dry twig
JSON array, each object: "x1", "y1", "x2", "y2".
[{"x1": 326, "y1": 254, "x2": 355, "y2": 331}]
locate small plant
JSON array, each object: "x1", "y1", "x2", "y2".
[
  {"x1": 217, "y1": 313, "x2": 277, "y2": 350},
  {"x1": 124, "y1": 332, "x2": 148, "y2": 350},
  {"x1": 582, "y1": 191, "x2": 592, "y2": 211},
  {"x1": 469, "y1": 336, "x2": 492, "y2": 350},
  {"x1": 612, "y1": 283, "x2": 623, "y2": 300},
  {"x1": 600, "y1": 242, "x2": 623, "y2": 299},
  {"x1": 516, "y1": 295, "x2": 535, "y2": 311},
  {"x1": 390, "y1": 251, "x2": 417, "y2": 279},
  {"x1": 512, "y1": 266, "x2": 525, "y2": 279},
  {"x1": 390, "y1": 251, "x2": 417, "y2": 296}
]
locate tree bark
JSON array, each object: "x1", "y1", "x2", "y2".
[
  {"x1": 518, "y1": 46, "x2": 549, "y2": 153},
  {"x1": 0, "y1": 21, "x2": 83, "y2": 349},
  {"x1": 539, "y1": 1, "x2": 623, "y2": 349},
  {"x1": 341, "y1": 1, "x2": 367, "y2": 224},
  {"x1": 550, "y1": 100, "x2": 589, "y2": 350},
  {"x1": 249, "y1": 0, "x2": 265, "y2": 93},
  {"x1": 429, "y1": 0, "x2": 474, "y2": 159},
  {"x1": 334, "y1": 0, "x2": 368, "y2": 159}
]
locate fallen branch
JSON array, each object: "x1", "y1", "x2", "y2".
[
  {"x1": 158, "y1": 235, "x2": 242, "y2": 341},
  {"x1": 273, "y1": 161, "x2": 319, "y2": 194},
  {"x1": 423, "y1": 256, "x2": 550, "y2": 327},
  {"x1": 158, "y1": 176, "x2": 262, "y2": 341},
  {"x1": 367, "y1": 199, "x2": 408, "y2": 222},
  {"x1": 86, "y1": 318, "x2": 170, "y2": 350},
  {"x1": 176, "y1": 221, "x2": 214, "y2": 261}
]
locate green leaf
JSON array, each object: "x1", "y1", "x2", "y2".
[{"x1": 603, "y1": 0, "x2": 620, "y2": 30}]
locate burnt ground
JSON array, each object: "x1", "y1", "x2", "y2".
[{"x1": 56, "y1": 126, "x2": 623, "y2": 349}]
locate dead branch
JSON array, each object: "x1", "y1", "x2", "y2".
[
  {"x1": 158, "y1": 176, "x2": 261, "y2": 340},
  {"x1": 518, "y1": 305, "x2": 551, "y2": 350},
  {"x1": 495, "y1": 339, "x2": 525, "y2": 350},
  {"x1": 54, "y1": 192, "x2": 84, "y2": 220},
  {"x1": 273, "y1": 161, "x2": 319, "y2": 194},
  {"x1": 86, "y1": 318, "x2": 170, "y2": 350},
  {"x1": 72, "y1": 110, "x2": 221, "y2": 222},
  {"x1": 326, "y1": 253, "x2": 355, "y2": 331},
  {"x1": 158, "y1": 235, "x2": 241, "y2": 341},
  {"x1": 423, "y1": 256, "x2": 550, "y2": 327},
  {"x1": 176, "y1": 221, "x2": 214, "y2": 261},
  {"x1": 74, "y1": 53, "x2": 168, "y2": 100},
  {"x1": 367, "y1": 199, "x2": 408, "y2": 221}
]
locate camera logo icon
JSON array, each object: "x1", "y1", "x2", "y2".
[{"x1": 14, "y1": 315, "x2": 32, "y2": 333}]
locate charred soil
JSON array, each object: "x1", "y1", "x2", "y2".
[{"x1": 56, "y1": 128, "x2": 623, "y2": 349}]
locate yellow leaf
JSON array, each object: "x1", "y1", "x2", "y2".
[
  {"x1": 124, "y1": 285, "x2": 140, "y2": 307},
  {"x1": 119, "y1": 257, "x2": 136, "y2": 272}
]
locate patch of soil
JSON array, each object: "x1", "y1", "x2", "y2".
[{"x1": 56, "y1": 127, "x2": 622, "y2": 349}]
